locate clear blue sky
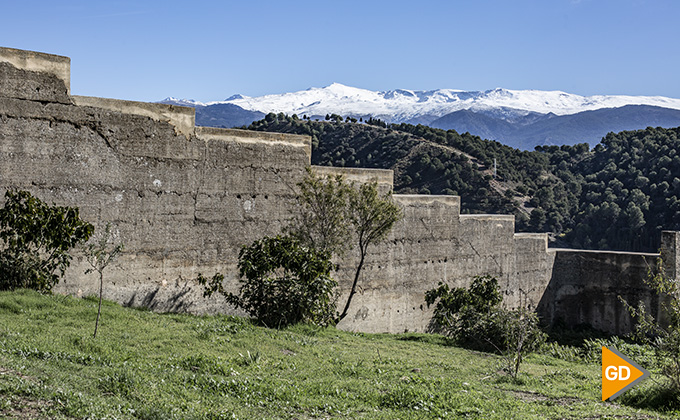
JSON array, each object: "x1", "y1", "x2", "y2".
[{"x1": 3, "y1": 0, "x2": 679, "y2": 102}]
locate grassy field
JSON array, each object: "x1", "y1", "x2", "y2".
[{"x1": 0, "y1": 290, "x2": 675, "y2": 419}]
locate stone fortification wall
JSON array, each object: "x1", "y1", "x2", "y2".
[
  {"x1": 537, "y1": 249, "x2": 661, "y2": 335},
  {"x1": 511, "y1": 233, "x2": 555, "y2": 309},
  {"x1": 0, "y1": 47, "x2": 70, "y2": 102},
  {"x1": 0, "y1": 47, "x2": 676, "y2": 335},
  {"x1": 0, "y1": 47, "x2": 310, "y2": 314},
  {"x1": 536, "y1": 232, "x2": 680, "y2": 335}
]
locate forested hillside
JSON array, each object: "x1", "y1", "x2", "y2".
[
  {"x1": 245, "y1": 113, "x2": 680, "y2": 253},
  {"x1": 564, "y1": 127, "x2": 680, "y2": 251}
]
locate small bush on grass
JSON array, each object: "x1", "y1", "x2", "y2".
[
  {"x1": 425, "y1": 275, "x2": 502, "y2": 347},
  {"x1": 494, "y1": 306, "x2": 546, "y2": 377},
  {"x1": 425, "y1": 275, "x2": 545, "y2": 377},
  {"x1": 199, "y1": 235, "x2": 336, "y2": 328}
]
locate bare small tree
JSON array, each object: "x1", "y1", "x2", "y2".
[
  {"x1": 338, "y1": 182, "x2": 401, "y2": 321},
  {"x1": 290, "y1": 168, "x2": 401, "y2": 323},
  {"x1": 288, "y1": 167, "x2": 352, "y2": 257},
  {"x1": 85, "y1": 223, "x2": 123, "y2": 338}
]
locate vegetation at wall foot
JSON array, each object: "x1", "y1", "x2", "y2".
[
  {"x1": 0, "y1": 290, "x2": 677, "y2": 419},
  {"x1": 0, "y1": 190, "x2": 93, "y2": 293},
  {"x1": 199, "y1": 235, "x2": 337, "y2": 328}
]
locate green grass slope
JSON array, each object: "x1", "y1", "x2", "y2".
[{"x1": 0, "y1": 290, "x2": 672, "y2": 419}]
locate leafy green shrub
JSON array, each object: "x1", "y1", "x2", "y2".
[
  {"x1": 425, "y1": 275, "x2": 545, "y2": 377},
  {"x1": 0, "y1": 190, "x2": 93, "y2": 292},
  {"x1": 494, "y1": 307, "x2": 546, "y2": 377},
  {"x1": 425, "y1": 275, "x2": 502, "y2": 339},
  {"x1": 199, "y1": 235, "x2": 337, "y2": 328},
  {"x1": 621, "y1": 257, "x2": 680, "y2": 395}
]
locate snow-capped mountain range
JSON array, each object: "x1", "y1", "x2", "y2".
[
  {"x1": 164, "y1": 83, "x2": 680, "y2": 122},
  {"x1": 161, "y1": 84, "x2": 680, "y2": 149}
]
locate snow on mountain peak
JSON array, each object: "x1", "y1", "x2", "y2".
[
  {"x1": 319, "y1": 83, "x2": 376, "y2": 99},
  {"x1": 166, "y1": 85, "x2": 680, "y2": 123},
  {"x1": 160, "y1": 97, "x2": 206, "y2": 107}
]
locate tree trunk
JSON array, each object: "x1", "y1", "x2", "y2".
[
  {"x1": 338, "y1": 251, "x2": 365, "y2": 322},
  {"x1": 93, "y1": 271, "x2": 103, "y2": 338}
]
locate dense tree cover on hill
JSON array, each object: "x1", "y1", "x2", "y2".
[
  {"x1": 246, "y1": 113, "x2": 680, "y2": 252},
  {"x1": 247, "y1": 113, "x2": 526, "y2": 215},
  {"x1": 564, "y1": 127, "x2": 680, "y2": 251}
]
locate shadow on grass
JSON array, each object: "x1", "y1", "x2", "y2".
[
  {"x1": 621, "y1": 383, "x2": 680, "y2": 413},
  {"x1": 543, "y1": 322, "x2": 611, "y2": 347},
  {"x1": 396, "y1": 333, "x2": 457, "y2": 347}
]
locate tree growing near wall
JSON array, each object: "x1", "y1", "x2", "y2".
[
  {"x1": 290, "y1": 169, "x2": 401, "y2": 322},
  {"x1": 0, "y1": 190, "x2": 93, "y2": 292},
  {"x1": 337, "y1": 181, "x2": 401, "y2": 321},
  {"x1": 85, "y1": 223, "x2": 124, "y2": 338},
  {"x1": 288, "y1": 167, "x2": 352, "y2": 256},
  {"x1": 203, "y1": 170, "x2": 402, "y2": 327}
]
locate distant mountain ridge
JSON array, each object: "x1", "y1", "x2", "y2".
[
  {"x1": 430, "y1": 105, "x2": 680, "y2": 149},
  {"x1": 160, "y1": 84, "x2": 680, "y2": 149},
  {"x1": 159, "y1": 99, "x2": 265, "y2": 129}
]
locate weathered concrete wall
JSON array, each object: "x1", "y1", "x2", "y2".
[
  {"x1": 0, "y1": 47, "x2": 70, "y2": 101},
  {"x1": 661, "y1": 231, "x2": 680, "y2": 282},
  {"x1": 536, "y1": 249, "x2": 661, "y2": 335},
  {"x1": 311, "y1": 165, "x2": 394, "y2": 194},
  {"x1": 535, "y1": 231, "x2": 680, "y2": 335},
  {"x1": 1, "y1": 47, "x2": 676, "y2": 335},
  {"x1": 73, "y1": 96, "x2": 196, "y2": 138},
  {"x1": 511, "y1": 233, "x2": 555, "y2": 309},
  {"x1": 306, "y1": 166, "x2": 557, "y2": 333},
  {"x1": 0, "y1": 47, "x2": 310, "y2": 314}
]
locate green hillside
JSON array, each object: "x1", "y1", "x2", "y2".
[
  {"x1": 0, "y1": 290, "x2": 674, "y2": 419},
  {"x1": 247, "y1": 114, "x2": 540, "y2": 217},
  {"x1": 246, "y1": 114, "x2": 680, "y2": 252}
]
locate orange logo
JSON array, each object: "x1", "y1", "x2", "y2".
[{"x1": 602, "y1": 346, "x2": 650, "y2": 401}]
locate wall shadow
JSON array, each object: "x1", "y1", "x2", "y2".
[{"x1": 536, "y1": 249, "x2": 661, "y2": 337}]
